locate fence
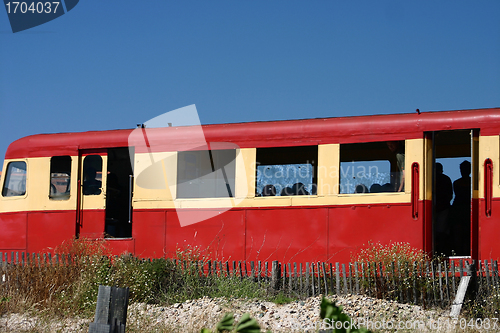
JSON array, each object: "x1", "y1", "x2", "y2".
[{"x1": 1, "y1": 251, "x2": 499, "y2": 309}]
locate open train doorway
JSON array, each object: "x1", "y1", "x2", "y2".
[
  {"x1": 105, "y1": 147, "x2": 134, "y2": 238},
  {"x1": 428, "y1": 129, "x2": 478, "y2": 258}
]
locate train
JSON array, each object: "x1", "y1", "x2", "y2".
[{"x1": 1, "y1": 107, "x2": 500, "y2": 264}]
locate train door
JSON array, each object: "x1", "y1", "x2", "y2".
[
  {"x1": 77, "y1": 148, "x2": 134, "y2": 239},
  {"x1": 77, "y1": 151, "x2": 108, "y2": 238},
  {"x1": 426, "y1": 129, "x2": 479, "y2": 259},
  {"x1": 104, "y1": 147, "x2": 134, "y2": 238}
]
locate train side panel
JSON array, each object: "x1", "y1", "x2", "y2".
[
  {"x1": 165, "y1": 209, "x2": 246, "y2": 261},
  {"x1": 245, "y1": 207, "x2": 328, "y2": 263},
  {"x1": 328, "y1": 203, "x2": 423, "y2": 263},
  {"x1": 27, "y1": 211, "x2": 76, "y2": 253},
  {"x1": 479, "y1": 199, "x2": 500, "y2": 260},
  {"x1": 132, "y1": 210, "x2": 166, "y2": 258},
  {"x1": 0, "y1": 212, "x2": 27, "y2": 250}
]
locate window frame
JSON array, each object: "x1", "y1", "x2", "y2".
[
  {"x1": 176, "y1": 149, "x2": 237, "y2": 199},
  {"x1": 82, "y1": 155, "x2": 103, "y2": 196},
  {"x1": 339, "y1": 140, "x2": 406, "y2": 195},
  {"x1": 255, "y1": 145, "x2": 318, "y2": 197},
  {"x1": 1, "y1": 160, "x2": 28, "y2": 199},
  {"x1": 49, "y1": 155, "x2": 72, "y2": 201}
]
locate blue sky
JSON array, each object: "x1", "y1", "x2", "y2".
[{"x1": 1, "y1": 1, "x2": 499, "y2": 173}]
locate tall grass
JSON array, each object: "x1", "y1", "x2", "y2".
[{"x1": 0, "y1": 239, "x2": 276, "y2": 319}]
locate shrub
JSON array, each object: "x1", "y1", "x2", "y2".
[
  {"x1": 352, "y1": 241, "x2": 429, "y2": 267},
  {"x1": 350, "y1": 241, "x2": 443, "y2": 305},
  {"x1": 54, "y1": 237, "x2": 112, "y2": 260}
]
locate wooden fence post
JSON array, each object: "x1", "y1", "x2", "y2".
[
  {"x1": 294, "y1": 263, "x2": 298, "y2": 291},
  {"x1": 89, "y1": 285, "x2": 129, "y2": 333},
  {"x1": 355, "y1": 263, "x2": 360, "y2": 295},
  {"x1": 305, "y1": 263, "x2": 310, "y2": 296},
  {"x1": 311, "y1": 262, "x2": 316, "y2": 296},
  {"x1": 342, "y1": 264, "x2": 348, "y2": 295},
  {"x1": 271, "y1": 260, "x2": 280, "y2": 292},
  {"x1": 282, "y1": 263, "x2": 286, "y2": 290},
  {"x1": 365, "y1": 263, "x2": 371, "y2": 297},
  {"x1": 322, "y1": 262, "x2": 328, "y2": 295},
  {"x1": 412, "y1": 262, "x2": 417, "y2": 305},
  {"x1": 493, "y1": 260, "x2": 499, "y2": 290},
  {"x1": 335, "y1": 263, "x2": 340, "y2": 295},
  {"x1": 444, "y1": 261, "x2": 450, "y2": 303},
  {"x1": 467, "y1": 261, "x2": 477, "y2": 300},
  {"x1": 484, "y1": 260, "x2": 491, "y2": 291},
  {"x1": 299, "y1": 263, "x2": 303, "y2": 293},
  {"x1": 257, "y1": 261, "x2": 262, "y2": 283},
  {"x1": 348, "y1": 263, "x2": 353, "y2": 294}
]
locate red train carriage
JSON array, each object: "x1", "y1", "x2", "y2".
[{"x1": 1, "y1": 108, "x2": 500, "y2": 264}]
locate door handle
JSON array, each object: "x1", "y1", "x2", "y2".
[
  {"x1": 411, "y1": 162, "x2": 419, "y2": 220},
  {"x1": 484, "y1": 158, "x2": 493, "y2": 217}
]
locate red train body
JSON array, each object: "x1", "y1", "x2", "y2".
[{"x1": 1, "y1": 108, "x2": 500, "y2": 264}]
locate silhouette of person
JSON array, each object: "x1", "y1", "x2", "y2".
[
  {"x1": 291, "y1": 182, "x2": 309, "y2": 195},
  {"x1": 280, "y1": 186, "x2": 294, "y2": 196},
  {"x1": 434, "y1": 163, "x2": 453, "y2": 255},
  {"x1": 386, "y1": 141, "x2": 405, "y2": 192},
  {"x1": 370, "y1": 184, "x2": 382, "y2": 193},
  {"x1": 83, "y1": 167, "x2": 102, "y2": 195},
  {"x1": 450, "y1": 160, "x2": 471, "y2": 255},
  {"x1": 261, "y1": 184, "x2": 277, "y2": 197},
  {"x1": 453, "y1": 161, "x2": 471, "y2": 207},
  {"x1": 355, "y1": 184, "x2": 368, "y2": 193}
]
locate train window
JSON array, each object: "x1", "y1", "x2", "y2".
[
  {"x1": 1, "y1": 161, "x2": 27, "y2": 197},
  {"x1": 83, "y1": 155, "x2": 103, "y2": 195},
  {"x1": 255, "y1": 146, "x2": 317, "y2": 196},
  {"x1": 340, "y1": 141, "x2": 405, "y2": 194},
  {"x1": 49, "y1": 156, "x2": 71, "y2": 200},
  {"x1": 177, "y1": 149, "x2": 236, "y2": 198}
]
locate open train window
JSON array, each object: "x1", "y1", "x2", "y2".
[
  {"x1": 2, "y1": 161, "x2": 27, "y2": 197},
  {"x1": 50, "y1": 156, "x2": 71, "y2": 200},
  {"x1": 340, "y1": 141, "x2": 405, "y2": 194},
  {"x1": 177, "y1": 149, "x2": 236, "y2": 198},
  {"x1": 83, "y1": 155, "x2": 103, "y2": 195},
  {"x1": 255, "y1": 146, "x2": 317, "y2": 197}
]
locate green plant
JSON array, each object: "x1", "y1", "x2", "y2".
[
  {"x1": 216, "y1": 312, "x2": 235, "y2": 331},
  {"x1": 201, "y1": 312, "x2": 270, "y2": 333},
  {"x1": 320, "y1": 297, "x2": 372, "y2": 333},
  {"x1": 270, "y1": 291, "x2": 294, "y2": 305}
]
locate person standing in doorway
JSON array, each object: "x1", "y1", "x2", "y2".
[
  {"x1": 450, "y1": 160, "x2": 471, "y2": 256},
  {"x1": 435, "y1": 163, "x2": 453, "y2": 255}
]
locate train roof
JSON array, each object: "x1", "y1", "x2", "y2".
[{"x1": 5, "y1": 107, "x2": 500, "y2": 159}]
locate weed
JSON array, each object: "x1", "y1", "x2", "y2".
[{"x1": 270, "y1": 292, "x2": 294, "y2": 305}]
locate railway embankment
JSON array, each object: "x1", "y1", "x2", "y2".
[{"x1": 1, "y1": 294, "x2": 453, "y2": 332}]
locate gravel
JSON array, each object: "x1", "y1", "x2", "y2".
[{"x1": 0, "y1": 294, "x2": 457, "y2": 332}]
